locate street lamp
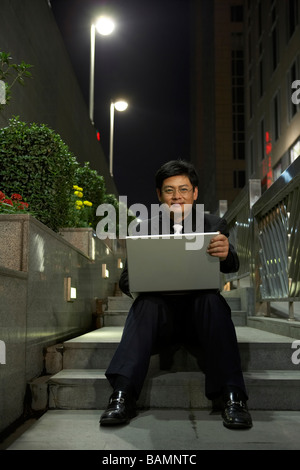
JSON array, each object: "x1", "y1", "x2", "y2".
[
  {"x1": 109, "y1": 100, "x2": 128, "y2": 177},
  {"x1": 89, "y1": 16, "x2": 115, "y2": 124}
]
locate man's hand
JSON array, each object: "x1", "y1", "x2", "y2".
[{"x1": 207, "y1": 232, "x2": 229, "y2": 261}]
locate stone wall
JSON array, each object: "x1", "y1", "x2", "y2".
[{"x1": 0, "y1": 215, "x2": 125, "y2": 433}]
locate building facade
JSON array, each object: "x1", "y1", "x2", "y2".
[
  {"x1": 245, "y1": 0, "x2": 300, "y2": 192},
  {"x1": 191, "y1": 0, "x2": 246, "y2": 213},
  {"x1": 191, "y1": 0, "x2": 300, "y2": 212}
]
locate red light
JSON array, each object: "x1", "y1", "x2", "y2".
[
  {"x1": 96, "y1": 131, "x2": 100, "y2": 141},
  {"x1": 265, "y1": 131, "x2": 272, "y2": 155}
]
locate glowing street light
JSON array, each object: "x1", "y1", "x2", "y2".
[
  {"x1": 109, "y1": 100, "x2": 128, "y2": 177},
  {"x1": 89, "y1": 16, "x2": 115, "y2": 124},
  {"x1": 95, "y1": 16, "x2": 115, "y2": 36}
]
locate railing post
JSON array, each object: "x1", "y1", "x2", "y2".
[
  {"x1": 249, "y1": 180, "x2": 262, "y2": 316},
  {"x1": 249, "y1": 179, "x2": 261, "y2": 208},
  {"x1": 0, "y1": 340, "x2": 6, "y2": 364},
  {"x1": 218, "y1": 200, "x2": 228, "y2": 218},
  {"x1": 289, "y1": 301, "x2": 295, "y2": 321},
  {"x1": 256, "y1": 300, "x2": 271, "y2": 316}
]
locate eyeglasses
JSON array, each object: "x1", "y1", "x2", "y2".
[{"x1": 162, "y1": 187, "x2": 193, "y2": 197}]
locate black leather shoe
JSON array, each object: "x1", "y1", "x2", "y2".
[
  {"x1": 222, "y1": 391, "x2": 253, "y2": 429},
  {"x1": 99, "y1": 390, "x2": 137, "y2": 426}
]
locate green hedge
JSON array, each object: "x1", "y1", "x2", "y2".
[
  {"x1": 0, "y1": 117, "x2": 133, "y2": 234},
  {"x1": 0, "y1": 117, "x2": 77, "y2": 231},
  {"x1": 72, "y1": 161, "x2": 106, "y2": 230}
]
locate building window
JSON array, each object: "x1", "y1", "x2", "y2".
[
  {"x1": 249, "y1": 137, "x2": 254, "y2": 175},
  {"x1": 271, "y1": 1, "x2": 279, "y2": 72},
  {"x1": 231, "y1": 5, "x2": 244, "y2": 22},
  {"x1": 260, "y1": 118, "x2": 265, "y2": 160},
  {"x1": 288, "y1": 59, "x2": 299, "y2": 120},
  {"x1": 287, "y1": 0, "x2": 299, "y2": 40},
  {"x1": 272, "y1": 91, "x2": 280, "y2": 141},
  {"x1": 249, "y1": 83, "x2": 253, "y2": 119},
  {"x1": 271, "y1": 26, "x2": 278, "y2": 71},
  {"x1": 259, "y1": 58, "x2": 264, "y2": 97},
  {"x1": 258, "y1": 0, "x2": 262, "y2": 38},
  {"x1": 232, "y1": 35, "x2": 245, "y2": 160},
  {"x1": 248, "y1": 31, "x2": 252, "y2": 64},
  {"x1": 233, "y1": 170, "x2": 246, "y2": 188},
  {"x1": 271, "y1": 0, "x2": 277, "y2": 24},
  {"x1": 290, "y1": 137, "x2": 300, "y2": 163}
]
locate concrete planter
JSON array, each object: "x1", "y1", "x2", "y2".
[{"x1": 59, "y1": 227, "x2": 96, "y2": 259}]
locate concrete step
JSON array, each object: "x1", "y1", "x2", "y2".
[
  {"x1": 223, "y1": 296, "x2": 241, "y2": 311},
  {"x1": 31, "y1": 325, "x2": 300, "y2": 412},
  {"x1": 231, "y1": 310, "x2": 246, "y2": 326},
  {"x1": 6, "y1": 408, "x2": 300, "y2": 451},
  {"x1": 103, "y1": 310, "x2": 247, "y2": 327},
  {"x1": 106, "y1": 295, "x2": 241, "y2": 311},
  {"x1": 46, "y1": 369, "x2": 300, "y2": 411},
  {"x1": 103, "y1": 310, "x2": 128, "y2": 327},
  {"x1": 103, "y1": 295, "x2": 246, "y2": 327},
  {"x1": 106, "y1": 295, "x2": 241, "y2": 312},
  {"x1": 61, "y1": 326, "x2": 298, "y2": 371},
  {"x1": 247, "y1": 316, "x2": 300, "y2": 340},
  {"x1": 106, "y1": 295, "x2": 133, "y2": 311}
]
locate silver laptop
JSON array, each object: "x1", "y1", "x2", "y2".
[{"x1": 126, "y1": 232, "x2": 220, "y2": 295}]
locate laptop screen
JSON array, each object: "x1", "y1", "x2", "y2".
[{"x1": 126, "y1": 232, "x2": 220, "y2": 294}]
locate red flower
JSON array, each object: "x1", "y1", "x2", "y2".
[
  {"x1": 3, "y1": 198, "x2": 13, "y2": 206},
  {"x1": 18, "y1": 202, "x2": 29, "y2": 210},
  {"x1": 11, "y1": 193, "x2": 23, "y2": 201},
  {"x1": 0, "y1": 191, "x2": 29, "y2": 212}
]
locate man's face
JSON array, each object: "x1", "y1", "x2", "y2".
[{"x1": 156, "y1": 174, "x2": 198, "y2": 221}]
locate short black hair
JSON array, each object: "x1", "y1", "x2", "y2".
[{"x1": 155, "y1": 159, "x2": 199, "y2": 191}]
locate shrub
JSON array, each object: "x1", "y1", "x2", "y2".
[
  {"x1": 66, "y1": 184, "x2": 94, "y2": 228},
  {"x1": 0, "y1": 51, "x2": 33, "y2": 111},
  {"x1": 71, "y1": 161, "x2": 106, "y2": 229},
  {"x1": 0, "y1": 117, "x2": 77, "y2": 231}
]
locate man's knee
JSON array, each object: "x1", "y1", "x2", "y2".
[
  {"x1": 193, "y1": 291, "x2": 232, "y2": 318},
  {"x1": 133, "y1": 293, "x2": 169, "y2": 311},
  {"x1": 127, "y1": 294, "x2": 171, "y2": 327}
]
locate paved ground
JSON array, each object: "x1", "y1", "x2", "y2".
[{"x1": 3, "y1": 408, "x2": 300, "y2": 451}]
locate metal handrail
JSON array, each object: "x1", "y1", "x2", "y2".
[{"x1": 223, "y1": 157, "x2": 300, "y2": 317}]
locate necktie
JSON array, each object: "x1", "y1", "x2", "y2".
[{"x1": 173, "y1": 224, "x2": 183, "y2": 235}]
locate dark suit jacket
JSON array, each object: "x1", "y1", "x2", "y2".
[{"x1": 119, "y1": 210, "x2": 239, "y2": 297}]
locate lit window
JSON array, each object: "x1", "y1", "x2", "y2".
[{"x1": 290, "y1": 138, "x2": 300, "y2": 163}]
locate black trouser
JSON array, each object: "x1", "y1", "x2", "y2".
[{"x1": 105, "y1": 291, "x2": 247, "y2": 400}]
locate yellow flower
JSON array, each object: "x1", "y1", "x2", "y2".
[
  {"x1": 74, "y1": 191, "x2": 83, "y2": 198},
  {"x1": 83, "y1": 200, "x2": 93, "y2": 207},
  {"x1": 73, "y1": 185, "x2": 83, "y2": 191},
  {"x1": 75, "y1": 200, "x2": 83, "y2": 206},
  {"x1": 75, "y1": 206, "x2": 82, "y2": 210}
]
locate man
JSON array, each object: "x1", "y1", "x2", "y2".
[{"x1": 100, "y1": 160, "x2": 252, "y2": 429}]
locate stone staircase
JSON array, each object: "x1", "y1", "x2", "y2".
[{"x1": 30, "y1": 294, "x2": 300, "y2": 413}]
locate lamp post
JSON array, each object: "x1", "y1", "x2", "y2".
[
  {"x1": 89, "y1": 16, "x2": 115, "y2": 124},
  {"x1": 109, "y1": 100, "x2": 128, "y2": 177}
]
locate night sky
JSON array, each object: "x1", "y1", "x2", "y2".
[{"x1": 50, "y1": 0, "x2": 191, "y2": 210}]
